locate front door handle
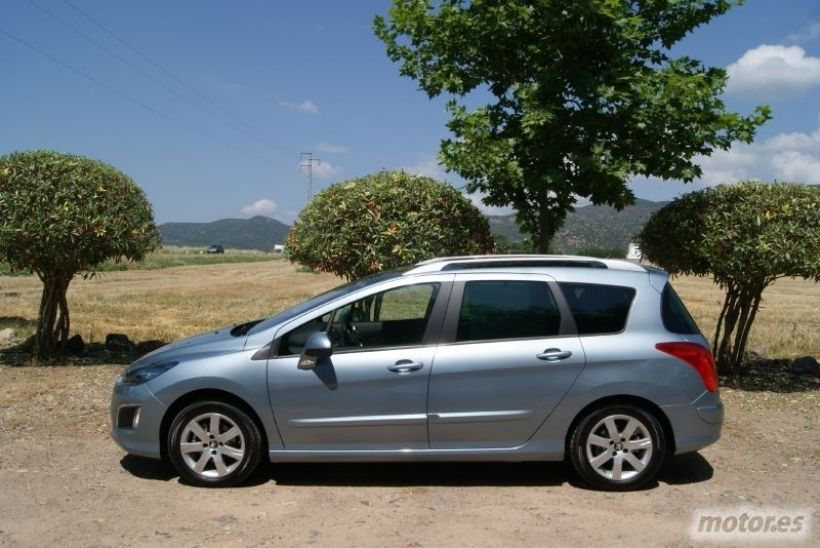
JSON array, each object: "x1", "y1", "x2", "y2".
[
  {"x1": 536, "y1": 348, "x2": 573, "y2": 361},
  {"x1": 388, "y1": 360, "x2": 424, "y2": 373}
]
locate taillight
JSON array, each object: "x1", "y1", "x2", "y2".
[{"x1": 655, "y1": 342, "x2": 718, "y2": 392}]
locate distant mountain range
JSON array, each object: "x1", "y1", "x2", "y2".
[
  {"x1": 160, "y1": 216, "x2": 290, "y2": 251},
  {"x1": 489, "y1": 198, "x2": 667, "y2": 252},
  {"x1": 160, "y1": 199, "x2": 666, "y2": 253}
]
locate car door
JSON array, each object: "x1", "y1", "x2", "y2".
[
  {"x1": 268, "y1": 276, "x2": 451, "y2": 451},
  {"x1": 427, "y1": 273, "x2": 586, "y2": 449}
]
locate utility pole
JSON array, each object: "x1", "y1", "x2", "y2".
[{"x1": 299, "y1": 152, "x2": 321, "y2": 202}]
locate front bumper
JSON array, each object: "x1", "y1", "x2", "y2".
[{"x1": 110, "y1": 379, "x2": 167, "y2": 460}]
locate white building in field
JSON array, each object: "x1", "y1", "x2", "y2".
[{"x1": 626, "y1": 242, "x2": 642, "y2": 261}]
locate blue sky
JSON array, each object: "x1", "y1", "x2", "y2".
[{"x1": 2, "y1": 0, "x2": 820, "y2": 224}]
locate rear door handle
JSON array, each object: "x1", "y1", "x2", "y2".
[
  {"x1": 536, "y1": 348, "x2": 573, "y2": 361},
  {"x1": 388, "y1": 360, "x2": 424, "y2": 373}
]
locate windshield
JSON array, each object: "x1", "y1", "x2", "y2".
[{"x1": 246, "y1": 267, "x2": 410, "y2": 336}]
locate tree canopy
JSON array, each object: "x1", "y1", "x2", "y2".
[
  {"x1": 286, "y1": 171, "x2": 495, "y2": 280},
  {"x1": 638, "y1": 182, "x2": 820, "y2": 373},
  {"x1": 0, "y1": 150, "x2": 160, "y2": 359},
  {"x1": 375, "y1": 0, "x2": 771, "y2": 251}
]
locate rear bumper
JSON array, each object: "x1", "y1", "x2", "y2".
[
  {"x1": 663, "y1": 392, "x2": 724, "y2": 455},
  {"x1": 696, "y1": 401, "x2": 724, "y2": 425}
]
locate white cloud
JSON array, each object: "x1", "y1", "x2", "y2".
[
  {"x1": 681, "y1": 119, "x2": 820, "y2": 187},
  {"x1": 466, "y1": 191, "x2": 515, "y2": 216},
  {"x1": 761, "y1": 124, "x2": 820, "y2": 153},
  {"x1": 298, "y1": 160, "x2": 340, "y2": 179},
  {"x1": 726, "y1": 45, "x2": 820, "y2": 98},
  {"x1": 762, "y1": 132, "x2": 817, "y2": 152},
  {"x1": 401, "y1": 158, "x2": 448, "y2": 180},
  {"x1": 787, "y1": 22, "x2": 820, "y2": 44},
  {"x1": 240, "y1": 198, "x2": 276, "y2": 215},
  {"x1": 694, "y1": 146, "x2": 760, "y2": 187},
  {"x1": 278, "y1": 99, "x2": 319, "y2": 114},
  {"x1": 315, "y1": 142, "x2": 348, "y2": 154},
  {"x1": 771, "y1": 151, "x2": 820, "y2": 183}
]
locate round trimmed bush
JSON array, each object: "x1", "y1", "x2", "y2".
[
  {"x1": 0, "y1": 149, "x2": 160, "y2": 359},
  {"x1": 638, "y1": 181, "x2": 820, "y2": 373},
  {"x1": 286, "y1": 171, "x2": 495, "y2": 280}
]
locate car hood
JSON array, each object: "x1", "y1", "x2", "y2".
[{"x1": 126, "y1": 324, "x2": 267, "y2": 372}]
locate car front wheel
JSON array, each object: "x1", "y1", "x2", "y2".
[
  {"x1": 569, "y1": 404, "x2": 665, "y2": 491},
  {"x1": 167, "y1": 401, "x2": 262, "y2": 487}
]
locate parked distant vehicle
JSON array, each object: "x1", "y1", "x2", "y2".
[
  {"x1": 626, "y1": 242, "x2": 642, "y2": 261},
  {"x1": 111, "y1": 255, "x2": 721, "y2": 490},
  {"x1": 207, "y1": 244, "x2": 224, "y2": 254},
  {"x1": 273, "y1": 244, "x2": 285, "y2": 254}
]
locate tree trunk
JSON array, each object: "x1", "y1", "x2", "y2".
[
  {"x1": 713, "y1": 283, "x2": 766, "y2": 375},
  {"x1": 729, "y1": 292, "x2": 763, "y2": 368},
  {"x1": 34, "y1": 274, "x2": 71, "y2": 362},
  {"x1": 535, "y1": 189, "x2": 562, "y2": 253}
]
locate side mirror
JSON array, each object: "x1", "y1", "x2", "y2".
[{"x1": 298, "y1": 331, "x2": 333, "y2": 369}]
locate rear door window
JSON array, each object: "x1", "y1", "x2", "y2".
[
  {"x1": 456, "y1": 280, "x2": 561, "y2": 342},
  {"x1": 558, "y1": 283, "x2": 636, "y2": 335}
]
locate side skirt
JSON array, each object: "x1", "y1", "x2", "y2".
[{"x1": 267, "y1": 441, "x2": 564, "y2": 463}]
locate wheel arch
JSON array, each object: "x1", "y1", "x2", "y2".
[
  {"x1": 159, "y1": 389, "x2": 270, "y2": 461},
  {"x1": 564, "y1": 395, "x2": 675, "y2": 457}
]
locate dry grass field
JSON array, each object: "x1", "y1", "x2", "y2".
[
  {"x1": 0, "y1": 245, "x2": 280, "y2": 277},
  {"x1": 672, "y1": 274, "x2": 820, "y2": 359},
  {"x1": 0, "y1": 259, "x2": 336, "y2": 346},
  {"x1": 1, "y1": 259, "x2": 818, "y2": 359}
]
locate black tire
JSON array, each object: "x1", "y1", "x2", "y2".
[
  {"x1": 569, "y1": 404, "x2": 666, "y2": 491},
  {"x1": 167, "y1": 400, "x2": 263, "y2": 487}
]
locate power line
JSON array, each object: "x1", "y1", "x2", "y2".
[
  {"x1": 27, "y1": 0, "x2": 285, "y2": 157},
  {"x1": 62, "y1": 0, "x2": 283, "y2": 151},
  {"x1": 0, "y1": 25, "x2": 272, "y2": 164}
]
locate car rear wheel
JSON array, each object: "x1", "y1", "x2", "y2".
[
  {"x1": 569, "y1": 404, "x2": 665, "y2": 491},
  {"x1": 168, "y1": 401, "x2": 262, "y2": 487}
]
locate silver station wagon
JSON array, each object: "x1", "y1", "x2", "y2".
[{"x1": 111, "y1": 255, "x2": 723, "y2": 490}]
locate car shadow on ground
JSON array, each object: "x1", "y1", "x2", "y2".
[
  {"x1": 266, "y1": 461, "x2": 574, "y2": 488},
  {"x1": 266, "y1": 452, "x2": 712, "y2": 489},
  {"x1": 120, "y1": 455, "x2": 177, "y2": 482},
  {"x1": 658, "y1": 452, "x2": 714, "y2": 485},
  {"x1": 120, "y1": 451, "x2": 713, "y2": 489}
]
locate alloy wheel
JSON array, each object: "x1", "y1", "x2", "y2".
[
  {"x1": 179, "y1": 412, "x2": 246, "y2": 479},
  {"x1": 585, "y1": 414, "x2": 653, "y2": 481}
]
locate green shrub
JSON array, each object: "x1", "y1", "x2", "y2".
[
  {"x1": 570, "y1": 246, "x2": 626, "y2": 259},
  {"x1": 0, "y1": 150, "x2": 160, "y2": 359},
  {"x1": 286, "y1": 171, "x2": 495, "y2": 280},
  {"x1": 638, "y1": 182, "x2": 820, "y2": 373}
]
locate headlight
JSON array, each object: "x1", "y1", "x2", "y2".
[{"x1": 120, "y1": 361, "x2": 179, "y2": 386}]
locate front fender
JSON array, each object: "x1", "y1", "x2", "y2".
[{"x1": 146, "y1": 349, "x2": 284, "y2": 451}]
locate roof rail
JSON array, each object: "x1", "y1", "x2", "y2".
[{"x1": 408, "y1": 254, "x2": 646, "y2": 274}]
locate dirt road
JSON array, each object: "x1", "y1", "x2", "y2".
[{"x1": 0, "y1": 365, "x2": 817, "y2": 547}]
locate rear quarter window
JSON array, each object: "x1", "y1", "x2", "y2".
[
  {"x1": 558, "y1": 282, "x2": 636, "y2": 335},
  {"x1": 661, "y1": 284, "x2": 701, "y2": 335}
]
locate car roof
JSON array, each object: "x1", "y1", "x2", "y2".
[{"x1": 405, "y1": 254, "x2": 647, "y2": 275}]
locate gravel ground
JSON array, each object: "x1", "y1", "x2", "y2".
[{"x1": 0, "y1": 365, "x2": 818, "y2": 547}]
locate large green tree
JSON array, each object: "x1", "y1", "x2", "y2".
[
  {"x1": 638, "y1": 182, "x2": 820, "y2": 374},
  {"x1": 286, "y1": 171, "x2": 494, "y2": 280},
  {"x1": 0, "y1": 150, "x2": 161, "y2": 360},
  {"x1": 375, "y1": 0, "x2": 770, "y2": 252}
]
